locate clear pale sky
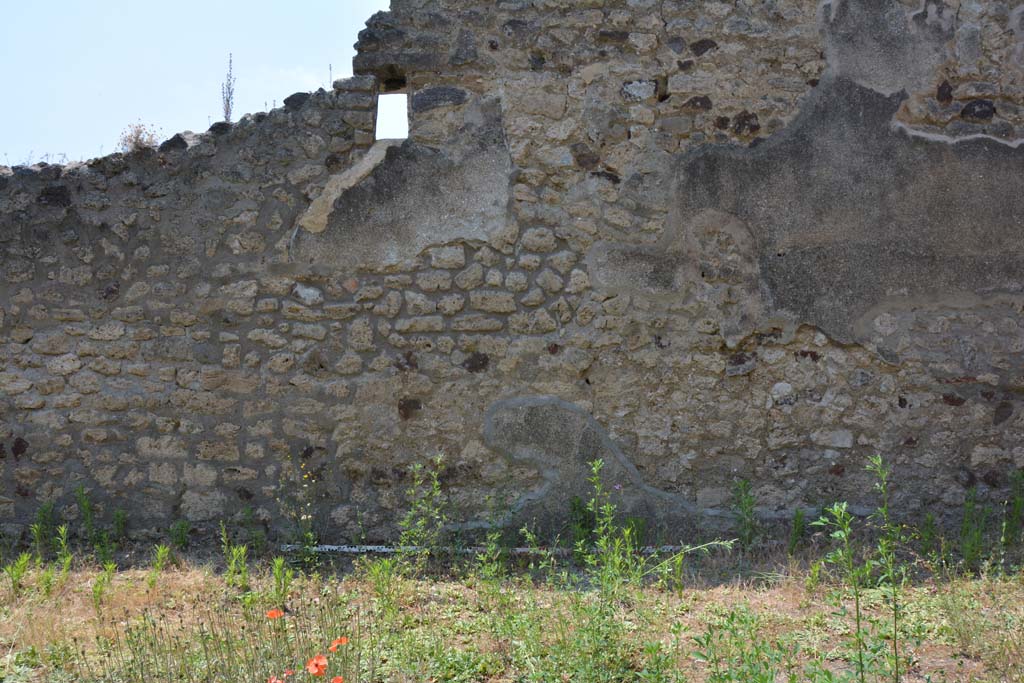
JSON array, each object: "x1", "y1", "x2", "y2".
[{"x1": 0, "y1": 0, "x2": 404, "y2": 166}]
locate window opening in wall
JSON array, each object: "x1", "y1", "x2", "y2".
[{"x1": 375, "y1": 94, "x2": 409, "y2": 140}]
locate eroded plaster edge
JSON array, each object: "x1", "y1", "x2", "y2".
[{"x1": 296, "y1": 138, "x2": 403, "y2": 234}]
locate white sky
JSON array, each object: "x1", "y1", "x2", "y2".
[{"x1": 0, "y1": 0, "x2": 404, "y2": 165}]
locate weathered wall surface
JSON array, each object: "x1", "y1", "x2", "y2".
[{"x1": 1, "y1": 0, "x2": 1022, "y2": 543}]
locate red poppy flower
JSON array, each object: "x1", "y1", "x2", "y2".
[
  {"x1": 266, "y1": 608, "x2": 285, "y2": 619},
  {"x1": 306, "y1": 654, "x2": 329, "y2": 677},
  {"x1": 328, "y1": 636, "x2": 349, "y2": 652},
  {"x1": 331, "y1": 677, "x2": 344, "y2": 683}
]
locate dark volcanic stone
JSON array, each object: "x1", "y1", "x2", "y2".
[
  {"x1": 411, "y1": 86, "x2": 468, "y2": 112},
  {"x1": 960, "y1": 99, "x2": 996, "y2": 122},
  {"x1": 463, "y1": 352, "x2": 490, "y2": 373},
  {"x1": 732, "y1": 111, "x2": 761, "y2": 135},
  {"x1": 591, "y1": 170, "x2": 621, "y2": 184},
  {"x1": 570, "y1": 143, "x2": 600, "y2": 169},
  {"x1": 283, "y1": 92, "x2": 311, "y2": 110},
  {"x1": 502, "y1": 19, "x2": 535, "y2": 39},
  {"x1": 956, "y1": 466, "x2": 977, "y2": 488},
  {"x1": 450, "y1": 29, "x2": 478, "y2": 65},
  {"x1": 691, "y1": 39, "x2": 719, "y2": 56},
  {"x1": 993, "y1": 401, "x2": 1014, "y2": 425},
  {"x1": 398, "y1": 398, "x2": 422, "y2": 419},
  {"x1": 597, "y1": 30, "x2": 629, "y2": 43},
  {"x1": 682, "y1": 95, "x2": 713, "y2": 111},
  {"x1": 325, "y1": 153, "x2": 345, "y2": 172},
  {"x1": 37, "y1": 184, "x2": 71, "y2": 207},
  {"x1": 937, "y1": 80, "x2": 954, "y2": 105},
  {"x1": 100, "y1": 281, "x2": 120, "y2": 300},
  {"x1": 158, "y1": 134, "x2": 188, "y2": 152}
]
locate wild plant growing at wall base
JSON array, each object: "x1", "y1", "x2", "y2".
[
  {"x1": 813, "y1": 501, "x2": 871, "y2": 683},
  {"x1": 575, "y1": 459, "x2": 734, "y2": 600},
  {"x1": 866, "y1": 454, "x2": 909, "y2": 683},
  {"x1": 730, "y1": 478, "x2": 759, "y2": 552},
  {"x1": 397, "y1": 454, "x2": 449, "y2": 575}
]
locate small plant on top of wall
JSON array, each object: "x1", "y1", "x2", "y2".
[
  {"x1": 221, "y1": 53, "x2": 236, "y2": 123},
  {"x1": 117, "y1": 121, "x2": 159, "y2": 153}
]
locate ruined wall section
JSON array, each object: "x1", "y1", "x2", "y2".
[
  {"x1": 345, "y1": 0, "x2": 1023, "y2": 531},
  {"x1": 0, "y1": 79, "x2": 384, "y2": 535},
  {"x1": 1, "y1": 0, "x2": 1023, "y2": 544}
]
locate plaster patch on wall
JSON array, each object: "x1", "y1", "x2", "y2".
[
  {"x1": 672, "y1": 75, "x2": 1024, "y2": 345},
  {"x1": 297, "y1": 139, "x2": 402, "y2": 235},
  {"x1": 821, "y1": 0, "x2": 954, "y2": 96},
  {"x1": 291, "y1": 97, "x2": 514, "y2": 270},
  {"x1": 589, "y1": 0, "x2": 1023, "y2": 349}
]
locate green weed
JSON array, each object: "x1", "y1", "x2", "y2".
[
  {"x1": 398, "y1": 454, "x2": 449, "y2": 575},
  {"x1": 4, "y1": 552, "x2": 31, "y2": 598},
  {"x1": 74, "y1": 486, "x2": 96, "y2": 546},
  {"x1": 813, "y1": 501, "x2": 870, "y2": 683},
  {"x1": 731, "y1": 479, "x2": 759, "y2": 551},
  {"x1": 55, "y1": 525, "x2": 72, "y2": 579},
  {"x1": 788, "y1": 508, "x2": 807, "y2": 555},
  {"x1": 146, "y1": 544, "x2": 171, "y2": 590},
  {"x1": 693, "y1": 606, "x2": 801, "y2": 683},
  {"x1": 169, "y1": 519, "x2": 191, "y2": 551},
  {"x1": 221, "y1": 522, "x2": 250, "y2": 591},
  {"x1": 112, "y1": 509, "x2": 128, "y2": 545},
  {"x1": 270, "y1": 556, "x2": 294, "y2": 608},
  {"x1": 866, "y1": 454, "x2": 909, "y2": 683},
  {"x1": 1002, "y1": 470, "x2": 1023, "y2": 552},
  {"x1": 91, "y1": 562, "x2": 115, "y2": 615},
  {"x1": 960, "y1": 487, "x2": 988, "y2": 572},
  {"x1": 30, "y1": 503, "x2": 55, "y2": 563},
  {"x1": 362, "y1": 555, "x2": 401, "y2": 620}
]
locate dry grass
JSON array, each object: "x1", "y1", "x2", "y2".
[
  {"x1": 116, "y1": 122, "x2": 159, "y2": 154},
  {"x1": 1, "y1": 555, "x2": 1022, "y2": 682},
  {"x1": 0, "y1": 567, "x2": 218, "y2": 655}
]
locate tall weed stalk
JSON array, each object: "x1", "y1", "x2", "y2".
[
  {"x1": 813, "y1": 501, "x2": 869, "y2": 683},
  {"x1": 867, "y1": 454, "x2": 907, "y2": 683}
]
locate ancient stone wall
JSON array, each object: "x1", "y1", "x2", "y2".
[{"x1": 1, "y1": 0, "x2": 1022, "y2": 544}]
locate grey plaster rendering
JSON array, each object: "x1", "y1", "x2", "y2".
[
  {"x1": 675, "y1": 74, "x2": 1024, "y2": 345},
  {"x1": 590, "y1": 0, "x2": 1024, "y2": 347}
]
